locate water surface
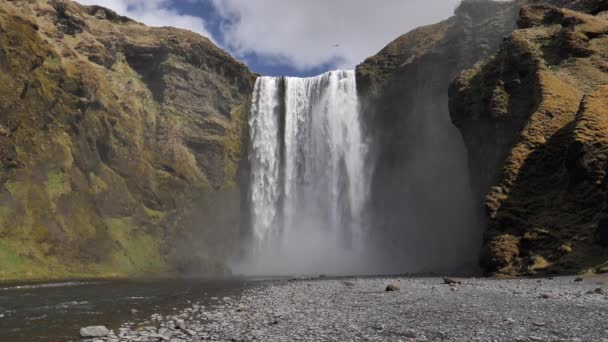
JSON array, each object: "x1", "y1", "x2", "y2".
[{"x1": 0, "y1": 278, "x2": 254, "y2": 341}]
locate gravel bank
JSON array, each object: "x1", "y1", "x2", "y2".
[{"x1": 83, "y1": 276, "x2": 608, "y2": 342}]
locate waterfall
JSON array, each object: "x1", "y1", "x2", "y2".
[{"x1": 242, "y1": 70, "x2": 370, "y2": 275}]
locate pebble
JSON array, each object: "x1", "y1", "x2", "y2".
[{"x1": 386, "y1": 283, "x2": 400, "y2": 292}]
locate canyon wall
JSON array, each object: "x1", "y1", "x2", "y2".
[
  {"x1": 2, "y1": 0, "x2": 607, "y2": 280},
  {"x1": 357, "y1": 0, "x2": 608, "y2": 276},
  {"x1": 450, "y1": 1, "x2": 608, "y2": 276},
  {"x1": 356, "y1": 0, "x2": 520, "y2": 272},
  {"x1": 0, "y1": 0, "x2": 255, "y2": 280}
]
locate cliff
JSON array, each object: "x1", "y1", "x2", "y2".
[
  {"x1": 355, "y1": 0, "x2": 521, "y2": 272},
  {"x1": 450, "y1": 1, "x2": 608, "y2": 276},
  {"x1": 0, "y1": 0, "x2": 255, "y2": 280},
  {"x1": 4, "y1": 0, "x2": 606, "y2": 281}
]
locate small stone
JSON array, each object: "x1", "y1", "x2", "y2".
[
  {"x1": 559, "y1": 244, "x2": 573, "y2": 254},
  {"x1": 574, "y1": 277, "x2": 584, "y2": 282},
  {"x1": 386, "y1": 284, "x2": 400, "y2": 292},
  {"x1": 372, "y1": 323, "x2": 385, "y2": 330},
  {"x1": 403, "y1": 329, "x2": 416, "y2": 338},
  {"x1": 443, "y1": 278, "x2": 462, "y2": 285},
  {"x1": 539, "y1": 293, "x2": 553, "y2": 299},
  {"x1": 175, "y1": 319, "x2": 187, "y2": 330},
  {"x1": 80, "y1": 326, "x2": 110, "y2": 338},
  {"x1": 586, "y1": 288, "x2": 604, "y2": 295},
  {"x1": 505, "y1": 318, "x2": 515, "y2": 324}
]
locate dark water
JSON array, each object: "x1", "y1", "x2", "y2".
[{"x1": 0, "y1": 278, "x2": 255, "y2": 342}]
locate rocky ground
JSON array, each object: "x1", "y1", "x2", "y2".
[{"x1": 77, "y1": 275, "x2": 608, "y2": 342}]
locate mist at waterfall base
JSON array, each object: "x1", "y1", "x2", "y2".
[{"x1": 233, "y1": 70, "x2": 478, "y2": 277}]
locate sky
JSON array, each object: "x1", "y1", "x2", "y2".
[{"x1": 75, "y1": 0, "x2": 462, "y2": 77}]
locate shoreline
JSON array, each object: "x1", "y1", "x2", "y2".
[
  {"x1": 3, "y1": 269, "x2": 592, "y2": 287},
  {"x1": 91, "y1": 275, "x2": 608, "y2": 342}
]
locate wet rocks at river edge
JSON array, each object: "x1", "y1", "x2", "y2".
[{"x1": 80, "y1": 325, "x2": 109, "y2": 338}]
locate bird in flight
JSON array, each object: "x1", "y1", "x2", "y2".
[{"x1": 333, "y1": 44, "x2": 340, "y2": 47}]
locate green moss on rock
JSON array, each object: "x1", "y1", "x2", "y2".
[{"x1": 104, "y1": 217, "x2": 167, "y2": 275}]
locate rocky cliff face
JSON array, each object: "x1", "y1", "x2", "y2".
[
  {"x1": 450, "y1": 2, "x2": 608, "y2": 276},
  {"x1": 0, "y1": 0, "x2": 255, "y2": 280},
  {"x1": 355, "y1": 0, "x2": 521, "y2": 272}
]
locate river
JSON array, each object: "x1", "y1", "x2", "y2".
[{"x1": 0, "y1": 278, "x2": 256, "y2": 341}]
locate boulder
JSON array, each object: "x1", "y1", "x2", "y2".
[
  {"x1": 386, "y1": 284, "x2": 400, "y2": 292},
  {"x1": 80, "y1": 326, "x2": 109, "y2": 337}
]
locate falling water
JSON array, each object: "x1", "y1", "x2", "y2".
[{"x1": 241, "y1": 70, "x2": 370, "y2": 275}]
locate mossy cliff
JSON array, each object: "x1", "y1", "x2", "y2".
[
  {"x1": 357, "y1": 0, "x2": 608, "y2": 276},
  {"x1": 355, "y1": 0, "x2": 521, "y2": 272},
  {"x1": 450, "y1": 1, "x2": 608, "y2": 276},
  {"x1": 0, "y1": 0, "x2": 255, "y2": 281}
]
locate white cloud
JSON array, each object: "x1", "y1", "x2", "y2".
[
  {"x1": 75, "y1": 0, "x2": 215, "y2": 42},
  {"x1": 211, "y1": 0, "x2": 462, "y2": 71},
  {"x1": 75, "y1": 0, "x2": 465, "y2": 73}
]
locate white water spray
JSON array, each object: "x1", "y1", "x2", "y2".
[{"x1": 240, "y1": 70, "x2": 371, "y2": 275}]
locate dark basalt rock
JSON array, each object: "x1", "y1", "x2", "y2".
[
  {"x1": 596, "y1": 218, "x2": 608, "y2": 247},
  {"x1": 51, "y1": 0, "x2": 86, "y2": 35}
]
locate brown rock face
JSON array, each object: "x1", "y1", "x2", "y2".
[
  {"x1": 356, "y1": 0, "x2": 520, "y2": 272},
  {"x1": 0, "y1": 0, "x2": 255, "y2": 280},
  {"x1": 450, "y1": 2, "x2": 608, "y2": 276}
]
